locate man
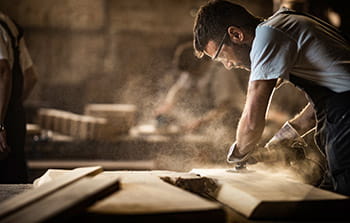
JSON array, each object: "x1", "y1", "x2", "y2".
[
  {"x1": 154, "y1": 41, "x2": 247, "y2": 141},
  {"x1": 193, "y1": 0, "x2": 350, "y2": 195},
  {"x1": 0, "y1": 11, "x2": 38, "y2": 183}
]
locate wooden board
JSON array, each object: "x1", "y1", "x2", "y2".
[
  {"x1": 191, "y1": 168, "x2": 350, "y2": 220},
  {"x1": 0, "y1": 166, "x2": 102, "y2": 220},
  {"x1": 85, "y1": 171, "x2": 225, "y2": 223},
  {"x1": 0, "y1": 185, "x2": 33, "y2": 203},
  {"x1": 28, "y1": 160, "x2": 156, "y2": 171},
  {"x1": 1, "y1": 174, "x2": 120, "y2": 223}
]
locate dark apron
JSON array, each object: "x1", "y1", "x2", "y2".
[
  {"x1": 289, "y1": 75, "x2": 350, "y2": 195},
  {"x1": 0, "y1": 20, "x2": 27, "y2": 183},
  {"x1": 280, "y1": 10, "x2": 350, "y2": 195}
]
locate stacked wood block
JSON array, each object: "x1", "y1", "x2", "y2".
[
  {"x1": 84, "y1": 104, "x2": 137, "y2": 136},
  {"x1": 37, "y1": 105, "x2": 137, "y2": 141},
  {"x1": 37, "y1": 108, "x2": 107, "y2": 140}
]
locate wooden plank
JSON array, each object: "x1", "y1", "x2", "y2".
[
  {"x1": 28, "y1": 160, "x2": 156, "y2": 170},
  {"x1": 86, "y1": 171, "x2": 225, "y2": 223},
  {"x1": 191, "y1": 168, "x2": 350, "y2": 220},
  {"x1": 0, "y1": 185, "x2": 33, "y2": 203},
  {"x1": 0, "y1": 166, "x2": 102, "y2": 220},
  {"x1": 1, "y1": 174, "x2": 120, "y2": 223}
]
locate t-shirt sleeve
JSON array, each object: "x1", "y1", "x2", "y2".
[{"x1": 250, "y1": 25, "x2": 298, "y2": 82}]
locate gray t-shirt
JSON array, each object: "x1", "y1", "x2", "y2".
[{"x1": 250, "y1": 8, "x2": 350, "y2": 93}]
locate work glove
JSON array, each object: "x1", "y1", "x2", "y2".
[
  {"x1": 227, "y1": 142, "x2": 255, "y2": 164},
  {"x1": 264, "y1": 121, "x2": 308, "y2": 164},
  {"x1": 227, "y1": 144, "x2": 280, "y2": 165},
  {"x1": 227, "y1": 121, "x2": 307, "y2": 165}
]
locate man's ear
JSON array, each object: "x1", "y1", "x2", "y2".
[{"x1": 227, "y1": 26, "x2": 244, "y2": 43}]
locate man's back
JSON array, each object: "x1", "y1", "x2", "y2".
[{"x1": 251, "y1": 8, "x2": 350, "y2": 93}]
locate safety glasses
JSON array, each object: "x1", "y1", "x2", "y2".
[{"x1": 212, "y1": 32, "x2": 227, "y2": 60}]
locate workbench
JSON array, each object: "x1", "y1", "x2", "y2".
[
  {"x1": 1, "y1": 167, "x2": 349, "y2": 223},
  {"x1": 25, "y1": 131, "x2": 220, "y2": 181}
]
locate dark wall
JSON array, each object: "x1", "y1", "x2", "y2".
[{"x1": 0, "y1": 0, "x2": 272, "y2": 117}]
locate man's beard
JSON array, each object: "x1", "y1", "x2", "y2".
[{"x1": 231, "y1": 42, "x2": 251, "y2": 71}]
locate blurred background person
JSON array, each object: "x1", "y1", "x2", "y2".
[{"x1": 154, "y1": 41, "x2": 249, "y2": 146}]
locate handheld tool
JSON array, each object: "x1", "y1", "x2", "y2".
[{"x1": 226, "y1": 161, "x2": 254, "y2": 173}]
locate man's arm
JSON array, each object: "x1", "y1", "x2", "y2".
[
  {"x1": 234, "y1": 79, "x2": 276, "y2": 157},
  {"x1": 289, "y1": 103, "x2": 315, "y2": 135}
]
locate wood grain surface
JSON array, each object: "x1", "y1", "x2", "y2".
[
  {"x1": 0, "y1": 166, "x2": 102, "y2": 220},
  {"x1": 1, "y1": 174, "x2": 119, "y2": 223},
  {"x1": 191, "y1": 168, "x2": 350, "y2": 220}
]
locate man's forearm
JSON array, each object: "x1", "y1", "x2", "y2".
[
  {"x1": 235, "y1": 79, "x2": 276, "y2": 157},
  {"x1": 289, "y1": 103, "x2": 315, "y2": 135},
  {"x1": 235, "y1": 110, "x2": 265, "y2": 156}
]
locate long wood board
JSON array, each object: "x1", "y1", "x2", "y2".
[
  {"x1": 1, "y1": 174, "x2": 119, "y2": 223},
  {"x1": 0, "y1": 166, "x2": 102, "y2": 220},
  {"x1": 28, "y1": 160, "x2": 156, "y2": 170},
  {"x1": 191, "y1": 168, "x2": 350, "y2": 220}
]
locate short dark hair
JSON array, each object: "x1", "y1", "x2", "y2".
[{"x1": 193, "y1": 0, "x2": 261, "y2": 58}]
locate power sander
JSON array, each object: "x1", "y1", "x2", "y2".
[
  {"x1": 226, "y1": 128, "x2": 326, "y2": 178},
  {"x1": 226, "y1": 143, "x2": 302, "y2": 173},
  {"x1": 226, "y1": 161, "x2": 252, "y2": 173},
  {"x1": 226, "y1": 142, "x2": 256, "y2": 173}
]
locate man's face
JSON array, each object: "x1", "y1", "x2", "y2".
[{"x1": 204, "y1": 32, "x2": 252, "y2": 71}]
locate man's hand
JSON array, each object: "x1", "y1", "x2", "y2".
[
  {"x1": 265, "y1": 121, "x2": 306, "y2": 148},
  {"x1": 227, "y1": 142, "x2": 255, "y2": 163},
  {"x1": 264, "y1": 121, "x2": 307, "y2": 164},
  {"x1": 231, "y1": 122, "x2": 308, "y2": 165},
  {"x1": 0, "y1": 130, "x2": 10, "y2": 160}
]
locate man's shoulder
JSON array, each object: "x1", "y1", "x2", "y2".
[{"x1": 258, "y1": 8, "x2": 290, "y2": 29}]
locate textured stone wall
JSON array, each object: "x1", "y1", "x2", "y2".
[{"x1": 0, "y1": 0, "x2": 272, "y2": 117}]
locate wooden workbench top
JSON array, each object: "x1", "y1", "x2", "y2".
[{"x1": 2, "y1": 168, "x2": 349, "y2": 223}]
